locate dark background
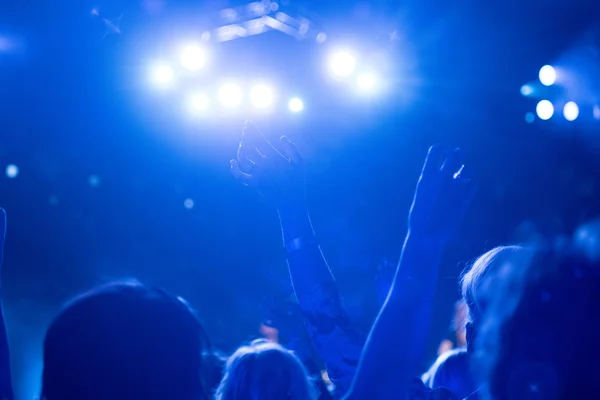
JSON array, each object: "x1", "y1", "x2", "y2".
[{"x1": 1, "y1": 0, "x2": 599, "y2": 397}]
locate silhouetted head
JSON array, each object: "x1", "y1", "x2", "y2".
[
  {"x1": 476, "y1": 245, "x2": 600, "y2": 400},
  {"x1": 42, "y1": 281, "x2": 211, "y2": 400},
  {"x1": 461, "y1": 246, "x2": 523, "y2": 352},
  {"x1": 216, "y1": 339, "x2": 316, "y2": 400}
]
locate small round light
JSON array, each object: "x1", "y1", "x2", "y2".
[
  {"x1": 563, "y1": 101, "x2": 579, "y2": 121},
  {"x1": 5, "y1": 164, "x2": 18, "y2": 179},
  {"x1": 184, "y1": 198, "x2": 194, "y2": 209},
  {"x1": 536, "y1": 100, "x2": 554, "y2": 120},
  {"x1": 180, "y1": 45, "x2": 207, "y2": 71},
  {"x1": 88, "y1": 175, "x2": 101, "y2": 188},
  {"x1": 288, "y1": 97, "x2": 304, "y2": 112},
  {"x1": 520, "y1": 84, "x2": 534, "y2": 96},
  {"x1": 539, "y1": 65, "x2": 556, "y2": 86},
  {"x1": 525, "y1": 112, "x2": 535, "y2": 124},
  {"x1": 329, "y1": 51, "x2": 357, "y2": 77}
]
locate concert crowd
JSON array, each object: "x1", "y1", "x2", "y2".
[{"x1": 0, "y1": 121, "x2": 598, "y2": 400}]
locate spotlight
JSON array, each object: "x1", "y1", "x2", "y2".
[
  {"x1": 539, "y1": 65, "x2": 556, "y2": 87},
  {"x1": 180, "y1": 45, "x2": 207, "y2": 71},
  {"x1": 190, "y1": 93, "x2": 210, "y2": 112},
  {"x1": 151, "y1": 65, "x2": 174, "y2": 84},
  {"x1": 536, "y1": 100, "x2": 554, "y2": 120},
  {"x1": 218, "y1": 83, "x2": 243, "y2": 108},
  {"x1": 249, "y1": 84, "x2": 274, "y2": 109},
  {"x1": 357, "y1": 73, "x2": 377, "y2": 90},
  {"x1": 328, "y1": 51, "x2": 356, "y2": 77},
  {"x1": 5, "y1": 164, "x2": 18, "y2": 179},
  {"x1": 288, "y1": 97, "x2": 304, "y2": 112},
  {"x1": 563, "y1": 101, "x2": 579, "y2": 121}
]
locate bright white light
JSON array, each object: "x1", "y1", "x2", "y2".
[
  {"x1": 539, "y1": 65, "x2": 556, "y2": 86},
  {"x1": 5, "y1": 164, "x2": 18, "y2": 179},
  {"x1": 536, "y1": 100, "x2": 554, "y2": 120},
  {"x1": 329, "y1": 51, "x2": 357, "y2": 77},
  {"x1": 190, "y1": 94, "x2": 210, "y2": 111},
  {"x1": 563, "y1": 101, "x2": 579, "y2": 121},
  {"x1": 180, "y1": 45, "x2": 207, "y2": 71},
  {"x1": 151, "y1": 65, "x2": 174, "y2": 84},
  {"x1": 357, "y1": 73, "x2": 377, "y2": 90},
  {"x1": 249, "y1": 84, "x2": 274, "y2": 109},
  {"x1": 288, "y1": 97, "x2": 304, "y2": 112},
  {"x1": 218, "y1": 83, "x2": 243, "y2": 108}
]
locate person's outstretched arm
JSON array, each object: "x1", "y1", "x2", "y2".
[
  {"x1": 231, "y1": 122, "x2": 363, "y2": 396},
  {"x1": 0, "y1": 209, "x2": 14, "y2": 400},
  {"x1": 346, "y1": 146, "x2": 476, "y2": 400}
]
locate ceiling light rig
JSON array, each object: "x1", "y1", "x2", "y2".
[{"x1": 210, "y1": 0, "x2": 317, "y2": 42}]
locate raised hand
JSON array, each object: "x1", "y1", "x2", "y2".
[
  {"x1": 230, "y1": 121, "x2": 306, "y2": 212},
  {"x1": 408, "y1": 145, "x2": 476, "y2": 244}
]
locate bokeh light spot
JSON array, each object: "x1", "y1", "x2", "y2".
[
  {"x1": 536, "y1": 100, "x2": 554, "y2": 120},
  {"x1": 184, "y1": 198, "x2": 194, "y2": 209},
  {"x1": 151, "y1": 65, "x2": 174, "y2": 84},
  {"x1": 288, "y1": 97, "x2": 304, "y2": 112},
  {"x1": 180, "y1": 45, "x2": 207, "y2": 71},
  {"x1": 5, "y1": 164, "x2": 18, "y2": 179},
  {"x1": 329, "y1": 51, "x2": 356, "y2": 77},
  {"x1": 88, "y1": 175, "x2": 101, "y2": 188},
  {"x1": 539, "y1": 65, "x2": 556, "y2": 86},
  {"x1": 525, "y1": 112, "x2": 535, "y2": 124},
  {"x1": 563, "y1": 101, "x2": 579, "y2": 121}
]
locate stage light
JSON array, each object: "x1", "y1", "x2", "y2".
[
  {"x1": 218, "y1": 83, "x2": 243, "y2": 108},
  {"x1": 539, "y1": 65, "x2": 556, "y2": 86},
  {"x1": 5, "y1": 164, "x2": 18, "y2": 179},
  {"x1": 328, "y1": 51, "x2": 356, "y2": 77},
  {"x1": 520, "y1": 84, "x2": 534, "y2": 96},
  {"x1": 151, "y1": 65, "x2": 174, "y2": 84},
  {"x1": 357, "y1": 73, "x2": 376, "y2": 90},
  {"x1": 190, "y1": 93, "x2": 210, "y2": 111},
  {"x1": 180, "y1": 45, "x2": 207, "y2": 71},
  {"x1": 249, "y1": 84, "x2": 274, "y2": 109},
  {"x1": 536, "y1": 100, "x2": 554, "y2": 120},
  {"x1": 563, "y1": 101, "x2": 579, "y2": 121},
  {"x1": 288, "y1": 97, "x2": 304, "y2": 112}
]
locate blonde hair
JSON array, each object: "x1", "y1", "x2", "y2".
[
  {"x1": 216, "y1": 341, "x2": 316, "y2": 400},
  {"x1": 461, "y1": 246, "x2": 523, "y2": 324}
]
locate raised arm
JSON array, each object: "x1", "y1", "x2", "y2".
[
  {"x1": 231, "y1": 122, "x2": 363, "y2": 396},
  {"x1": 0, "y1": 209, "x2": 13, "y2": 400},
  {"x1": 346, "y1": 146, "x2": 476, "y2": 400}
]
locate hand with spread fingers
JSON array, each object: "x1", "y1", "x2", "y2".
[
  {"x1": 408, "y1": 145, "x2": 477, "y2": 244},
  {"x1": 230, "y1": 121, "x2": 306, "y2": 213}
]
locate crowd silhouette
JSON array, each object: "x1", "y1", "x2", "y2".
[{"x1": 0, "y1": 121, "x2": 598, "y2": 400}]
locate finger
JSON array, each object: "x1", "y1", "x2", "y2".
[
  {"x1": 279, "y1": 136, "x2": 303, "y2": 165},
  {"x1": 241, "y1": 142, "x2": 266, "y2": 166},
  {"x1": 237, "y1": 144, "x2": 254, "y2": 172},
  {"x1": 243, "y1": 121, "x2": 280, "y2": 159},
  {"x1": 441, "y1": 148, "x2": 464, "y2": 176},
  {"x1": 423, "y1": 144, "x2": 446, "y2": 176},
  {"x1": 455, "y1": 164, "x2": 475, "y2": 181},
  {"x1": 230, "y1": 159, "x2": 257, "y2": 187}
]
